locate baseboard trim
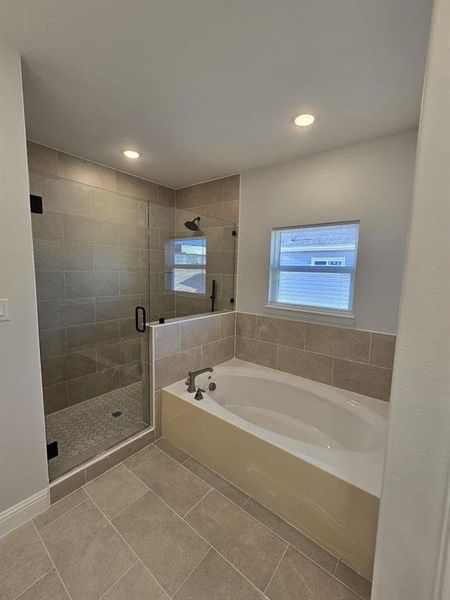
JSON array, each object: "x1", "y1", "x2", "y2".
[{"x1": 0, "y1": 488, "x2": 49, "y2": 538}]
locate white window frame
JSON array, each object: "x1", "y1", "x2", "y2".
[
  {"x1": 267, "y1": 221, "x2": 359, "y2": 319},
  {"x1": 166, "y1": 236, "x2": 207, "y2": 295}
]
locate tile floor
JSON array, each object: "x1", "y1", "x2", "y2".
[
  {"x1": 46, "y1": 382, "x2": 147, "y2": 480},
  {"x1": 0, "y1": 438, "x2": 372, "y2": 600}
]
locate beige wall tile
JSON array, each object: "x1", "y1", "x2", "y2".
[
  {"x1": 235, "y1": 336, "x2": 256, "y2": 362},
  {"x1": 63, "y1": 214, "x2": 118, "y2": 246},
  {"x1": 67, "y1": 321, "x2": 121, "y2": 351},
  {"x1": 333, "y1": 358, "x2": 392, "y2": 401},
  {"x1": 58, "y1": 152, "x2": 116, "y2": 191},
  {"x1": 277, "y1": 345, "x2": 332, "y2": 384},
  {"x1": 43, "y1": 382, "x2": 69, "y2": 414},
  {"x1": 175, "y1": 187, "x2": 190, "y2": 209},
  {"x1": 236, "y1": 312, "x2": 256, "y2": 338},
  {"x1": 149, "y1": 204, "x2": 175, "y2": 230},
  {"x1": 256, "y1": 315, "x2": 305, "y2": 349},
  {"x1": 155, "y1": 346, "x2": 202, "y2": 389},
  {"x1": 154, "y1": 323, "x2": 180, "y2": 358},
  {"x1": 32, "y1": 211, "x2": 63, "y2": 241},
  {"x1": 220, "y1": 312, "x2": 236, "y2": 338},
  {"x1": 33, "y1": 241, "x2": 93, "y2": 272},
  {"x1": 370, "y1": 333, "x2": 396, "y2": 369},
  {"x1": 180, "y1": 315, "x2": 220, "y2": 350},
  {"x1": 116, "y1": 171, "x2": 157, "y2": 202},
  {"x1": 118, "y1": 222, "x2": 148, "y2": 248},
  {"x1": 158, "y1": 185, "x2": 175, "y2": 207},
  {"x1": 254, "y1": 339, "x2": 277, "y2": 368},
  {"x1": 305, "y1": 323, "x2": 371, "y2": 362},
  {"x1": 93, "y1": 246, "x2": 140, "y2": 271},
  {"x1": 189, "y1": 179, "x2": 222, "y2": 207},
  {"x1": 42, "y1": 349, "x2": 97, "y2": 386},
  {"x1": 205, "y1": 200, "x2": 239, "y2": 224},
  {"x1": 27, "y1": 140, "x2": 58, "y2": 176},
  {"x1": 35, "y1": 271, "x2": 64, "y2": 301},
  {"x1": 38, "y1": 300, "x2": 95, "y2": 330},
  {"x1": 202, "y1": 336, "x2": 234, "y2": 367},
  {"x1": 39, "y1": 328, "x2": 67, "y2": 359},
  {"x1": 222, "y1": 175, "x2": 240, "y2": 202}
]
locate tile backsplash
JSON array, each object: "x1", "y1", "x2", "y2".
[
  {"x1": 152, "y1": 310, "x2": 395, "y2": 439},
  {"x1": 236, "y1": 313, "x2": 395, "y2": 401}
]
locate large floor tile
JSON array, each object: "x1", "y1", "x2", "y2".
[
  {"x1": 183, "y1": 457, "x2": 249, "y2": 507},
  {"x1": 102, "y1": 562, "x2": 170, "y2": 600},
  {"x1": 133, "y1": 452, "x2": 211, "y2": 516},
  {"x1": 16, "y1": 570, "x2": 69, "y2": 600},
  {"x1": 185, "y1": 490, "x2": 287, "y2": 591},
  {"x1": 0, "y1": 521, "x2": 52, "y2": 600},
  {"x1": 84, "y1": 463, "x2": 148, "y2": 519},
  {"x1": 266, "y1": 546, "x2": 359, "y2": 600},
  {"x1": 39, "y1": 499, "x2": 134, "y2": 600},
  {"x1": 243, "y1": 498, "x2": 337, "y2": 573},
  {"x1": 112, "y1": 491, "x2": 210, "y2": 595},
  {"x1": 174, "y1": 549, "x2": 265, "y2": 600}
]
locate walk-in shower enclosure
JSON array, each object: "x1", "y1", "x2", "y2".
[{"x1": 28, "y1": 142, "x2": 237, "y2": 480}]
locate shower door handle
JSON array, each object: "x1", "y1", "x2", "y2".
[{"x1": 135, "y1": 306, "x2": 146, "y2": 332}]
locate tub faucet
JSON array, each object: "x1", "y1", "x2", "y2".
[{"x1": 185, "y1": 367, "x2": 214, "y2": 393}]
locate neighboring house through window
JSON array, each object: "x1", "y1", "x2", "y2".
[
  {"x1": 166, "y1": 237, "x2": 207, "y2": 294},
  {"x1": 268, "y1": 221, "x2": 360, "y2": 314}
]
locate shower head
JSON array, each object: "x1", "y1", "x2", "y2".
[{"x1": 184, "y1": 216, "x2": 201, "y2": 231}]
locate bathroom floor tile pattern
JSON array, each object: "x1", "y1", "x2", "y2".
[
  {"x1": 0, "y1": 438, "x2": 370, "y2": 600},
  {"x1": 45, "y1": 382, "x2": 147, "y2": 480}
]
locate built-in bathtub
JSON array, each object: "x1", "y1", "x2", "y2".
[{"x1": 162, "y1": 358, "x2": 389, "y2": 579}]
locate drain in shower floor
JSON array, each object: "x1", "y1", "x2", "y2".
[{"x1": 111, "y1": 410, "x2": 122, "y2": 417}]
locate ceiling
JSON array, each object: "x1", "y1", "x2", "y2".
[{"x1": 0, "y1": 0, "x2": 432, "y2": 188}]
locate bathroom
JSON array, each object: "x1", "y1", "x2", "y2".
[{"x1": 0, "y1": 1, "x2": 448, "y2": 599}]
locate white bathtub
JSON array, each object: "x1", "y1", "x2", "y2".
[{"x1": 166, "y1": 358, "x2": 388, "y2": 497}]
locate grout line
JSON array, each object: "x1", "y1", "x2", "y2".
[
  {"x1": 182, "y1": 488, "x2": 214, "y2": 520},
  {"x1": 97, "y1": 560, "x2": 138, "y2": 600},
  {"x1": 264, "y1": 543, "x2": 288, "y2": 594},
  {"x1": 10, "y1": 567, "x2": 54, "y2": 600},
  {"x1": 32, "y1": 521, "x2": 75, "y2": 600},
  {"x1": 37, "y1": 496, "x2": 89, "y2": 533},
  {"x1": 150, "y1": 442, "x2": 371, "y2": 597},
  {"x1": 170, "y1": 547, "x2": 214, "y2": 598},
  {"x1": 83, "y1": 487, "x2": 175, "y2": 598}
]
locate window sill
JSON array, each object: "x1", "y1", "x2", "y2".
[{"x1": 264, "y1": 303, "x2": 355, "y2": 325}]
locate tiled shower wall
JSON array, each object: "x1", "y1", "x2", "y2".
[
  {"x1": 174, "y1": 176, "x2": 239, "y2": 317},
  {"x1": 236, "y1": 313, "x2": 396, "y2": 401},
  {"x1": 28, "y1": 141, "x2": 175, "y2": 416}
]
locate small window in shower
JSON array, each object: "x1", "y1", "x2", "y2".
[
  {"x1": 166, "y1": 237, "x2": 207, "y2": 294},
  {"x1": 268, "y1": 221, "x2": 360, "y2": 314}
]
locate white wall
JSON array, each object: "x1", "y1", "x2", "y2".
[
  {"x1": 0, "y1": 47, "x2": 48, "y2": 523},
  {"x1": 237, "y1": 130, "x2": 417, "y2": 333},
  {"x1": 372, "y1": 0, "x2": 450, "y2": 598}
]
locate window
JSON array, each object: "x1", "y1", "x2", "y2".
[
  {"x1": 166, "y1": 237, "x2": 207, "y2": 294},
  {"x1": 268, "y1": 221, "x2": 359, "y2": 314}
]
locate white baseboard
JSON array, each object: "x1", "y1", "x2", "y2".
[{"x1": 0, "y1": 488, "x2": 49, "y2": 538}]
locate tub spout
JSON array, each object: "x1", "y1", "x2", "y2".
[{"x1": 185, "y1": 367, "x2": 214, "y2": 393}]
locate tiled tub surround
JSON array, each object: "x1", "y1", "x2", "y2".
[
  {"x1": 0, "y1": 435, "x2": 370, "y2": 600},
  {"x1": 151, "y1": 311, "x2": 236, "y2": 436},
  {"x1": 236, "y1": 312, "x2": 396, "y2": 401},
  {"x1": 174, "y1": 175, "x2": 239, "y2": 317}
]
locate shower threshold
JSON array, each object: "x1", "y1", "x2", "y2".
[{"x1": 45, "y1": 381, "x2": 147, "y2": 481}]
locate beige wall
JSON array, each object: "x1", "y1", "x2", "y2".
[
  {"x1": 0, "y1": 48, "x2": 48, "y2": 519},
  {"x1": 373, "y1": 1, "x2": 450, "y2": 597},
  {"x1": 237, "y1": 130, "x2": 417, "y2": 334}
]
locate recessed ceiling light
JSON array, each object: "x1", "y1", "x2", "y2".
[
  {"x1": 294, "y1": 114, "x2": 315, "y2": 127},
  {"x1": 123, "y1": 150, "x2": 140, "y2": 159}
]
